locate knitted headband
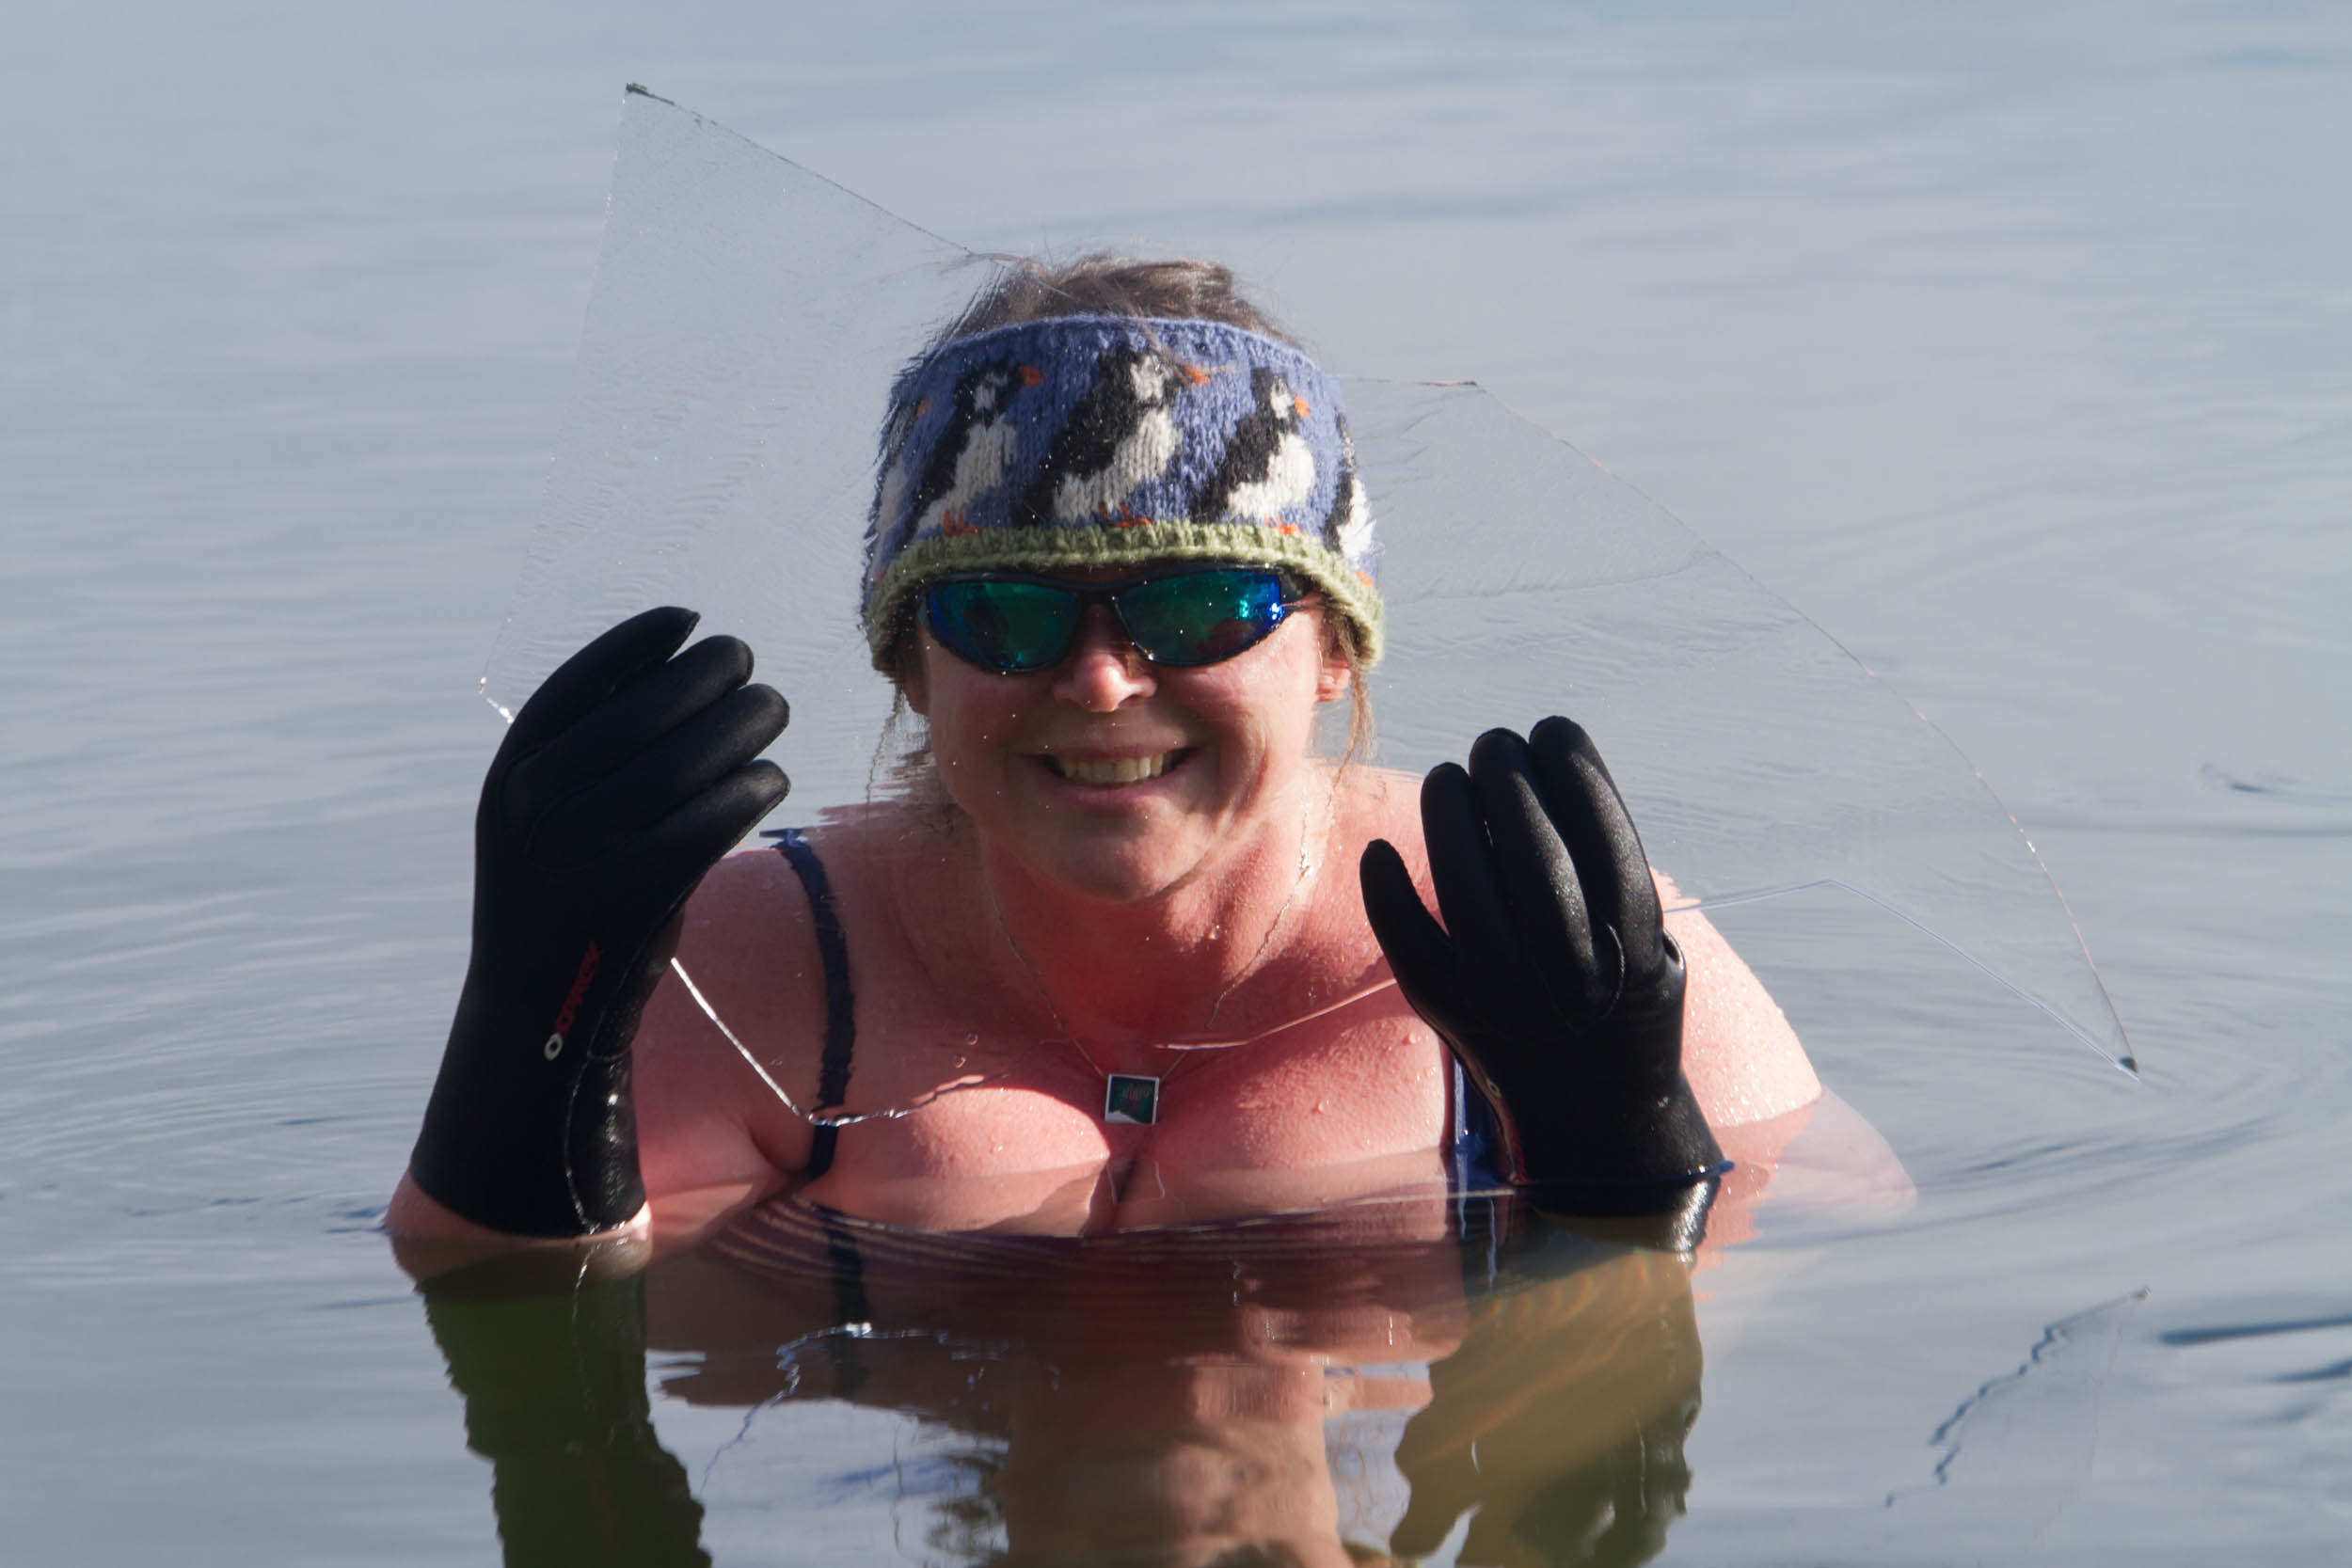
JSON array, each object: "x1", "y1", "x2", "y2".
[{"x1": 860, "y1": 315, "x2": 1382, "y2": 670}]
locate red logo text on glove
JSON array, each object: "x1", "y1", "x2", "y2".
[{"x1": 541, "y1": 941, "x2": 603, "y2": 1060}]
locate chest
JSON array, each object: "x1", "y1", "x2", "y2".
[{"x1": 803, "y1": 980, "x2": 1454, "y2": 1228}]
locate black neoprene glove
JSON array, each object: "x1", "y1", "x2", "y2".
[
  {"x1": 1360, "y1": 719, "x2": 1725, "y2": 1242},
  {"x1": 409, "y1": 608, "x2": 789, "y2": 1237}
]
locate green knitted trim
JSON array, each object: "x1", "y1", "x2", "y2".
[{"x1": 864, "y1": 521, "x2": 1386, "y2": 672}]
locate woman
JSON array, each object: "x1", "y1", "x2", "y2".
[{"x1": 387, "y1": 259, "x2": 1823, "y2": 1247}]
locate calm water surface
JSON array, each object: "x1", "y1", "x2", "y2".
[{"x1": 4, "y1": 4, "x2": 2347, "y2": 1562}]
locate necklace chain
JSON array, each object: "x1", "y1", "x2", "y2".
[{"x1": 985, "y1": 787, "x2": 1325, "y2": 1111}]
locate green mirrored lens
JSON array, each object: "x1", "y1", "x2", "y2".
[
  {"x1": 1118, "y1": 569, "x2": 1288, "y2": 665},
  {"x1": 927, "y1": 579, "x2": 1077, "y2": 673}
]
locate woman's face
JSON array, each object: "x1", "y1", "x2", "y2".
[{"x1": 903, "y1": 569, "x2": 1352, "y2": 904}]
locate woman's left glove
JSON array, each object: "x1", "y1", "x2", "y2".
[
  {"x1": 1360, "y1": 719, "x2": 1724, "y2": 1233},
  {"x1": 409, "y1": 607, "x2": 789, "y2": 1237}
]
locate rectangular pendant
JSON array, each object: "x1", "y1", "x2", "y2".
[{"x1": 1104, "y1": 1073, "x2": 1160, "y2": 1126}]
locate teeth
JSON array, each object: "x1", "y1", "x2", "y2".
[{"x1": 1052, "y1": 752, "x2": 1177, "y2": 785}]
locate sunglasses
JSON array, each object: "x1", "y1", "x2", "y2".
[{"x1": 922, "y1": 565, "x2": 1304, "y2": 675}]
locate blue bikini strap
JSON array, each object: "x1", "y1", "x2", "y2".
[{"x1": 769, "y1": 829, "x2": 856, "y2": 1178}]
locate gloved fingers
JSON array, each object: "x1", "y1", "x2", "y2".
[
  {"x1": 1359, "y1": 838, "x2": 1475, "y2": 1044},
  {"x1": 504, "y1": 635, "x2": 764, "y2": 833},
  {"x1": 534, "y1": 684, "x2": 788, "y2": 865},
  {"x1": 499, "y1": 607, "x2": 700, "y2": 762},
  {"x1": 1468, "y1": 727, "x2": 1602, "y2": 1015},
  {"x1": 620, "y1": 761, "x2": 792, "y2": 894},
  {"x1": 1421, "y1": 762, "x2": 1527, "y2": 997},
  {"x1": 1530, "y1": 716, "x2": 1665, "y2": 982}
]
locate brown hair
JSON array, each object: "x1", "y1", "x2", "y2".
[{"x1": 931, "y1": 253, "x2": 1304, "y2": 348}]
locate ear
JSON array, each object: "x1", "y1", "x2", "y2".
[{"x1": 1314, "y1": 646, "x2": 1352, "y2": 705}]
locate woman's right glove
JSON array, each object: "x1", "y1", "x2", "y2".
[
  {"x1": 408, "y1": 607, "x2": 789, "y2": 1238},
  {"x1": 1360, "y1": 718, "x2": 1725, "y2": 1243}
]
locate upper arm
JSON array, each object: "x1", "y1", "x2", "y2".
[
  {"x1": 1657, "y1": 872, "x2": 1820, "y2": 1128},
  {"x1": 633, "y1": 847, "x2": 826, "y2": 1196}
]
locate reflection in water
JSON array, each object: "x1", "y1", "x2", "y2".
[
  {"x1": 416, "y1": 1190, "x2": 1703, "y2": 1565},
  {"x1": 420, "y1": 1268, "x2": 709, "y2": 1566}
]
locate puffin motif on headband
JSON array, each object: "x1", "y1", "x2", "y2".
[
  {"x1": 1013, "y1": 343, "x2": 1205, "y2": 527},
  {"x1": 879, "y1": 357, "x2": 1044, "y2": 546},
  {"x1": 860, "y1": 315, "x2": 1384, "y2": 669}
]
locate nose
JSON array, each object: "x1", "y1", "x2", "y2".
[{"x1": 1050, "y1": 603, "x2": 1156, "y2": 712}]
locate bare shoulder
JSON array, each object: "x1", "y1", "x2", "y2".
[
  {"x1": 1657, "y1": 880, "x2": 1820, "y2": 1128},
  {"x1": 637, "y1": 805, "x2": 953, "y2": 1196},
  {"x1": 1332, "y1": 762, "x2": 1430, "y2": 879},
  {"x1": 634, "y1": 829, "x2": 834, "y2": 1192}
]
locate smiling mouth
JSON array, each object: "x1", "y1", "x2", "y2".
[{"x1": 1044, "y1": 749, "x2": 1192, "y2": 786}]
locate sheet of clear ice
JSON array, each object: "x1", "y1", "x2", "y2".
[{"x1": 485, "y1": 87, "x2": 2133, "y2": 1076}]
